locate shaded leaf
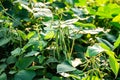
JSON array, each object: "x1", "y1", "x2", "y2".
[
  {"x1": 15, "y1": 57, "x2": 34, "y2": 70},
  {"x1": 0, "y1": 38, "x2": 11, "y2": 46},
  {"x1": 57, "y1": 61, "x2": 76, "y2": 73},
  {"x1": 11, "y1": 47, "x2": 21, "y2": 57},
  {"x1": 25, "y1": 51, "x2": 39, "y2": 57},
  {"x1": 6, "y1": 56, "x2": 17, "y2": 64},
  {"x1": 14, "y1": 70, "x2": 36, "y2": 80},
  {"x1": 86, "y1": 44, "x2": 104, "y2": 57},
  {"x1": 0, "y1": 73, "x2": 7, "y2": 80}
]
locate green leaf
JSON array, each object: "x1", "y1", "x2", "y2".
[
  {"x1": 96, "y1": 0, "x2": 108, "y2": 6},
  {"x1": 38, "y1": 55, "x2": 45, "y2": 64},
  {"x1": 25, "y1": 51, "x2": 39, "y2": 57},
  {"x1": 6, "y1": 56, "x2": 17, "y2": 65},
  {"x1": 75, "y1": 0, "x2": 86, "y2": 7},
  {"x1": 15, "y1": 57, "x2": 34, "y2": 70},
  {"x1": 27, "y1": 31, "x2": 36, "y2": 39},
  {"x1": 14, "y1": 70, "x2": 36, "y2": 80},
  {"x1": 82, "y1": 76, "x2": 100, "y2": 80},
  {"x1": 112, "y1": 14, "x2": 120, "y2": 22},
  {"x1": 44, "y1": 31, "x2": 55, "y2": 40},
  {"x1": 17, "y1": 30, "x2": 26, "y2": 40},
  {"x1": 74, "y1": 22, "x2": 96, "y2": 28},
  {"x1": 99, "y1": 43, "x2": 111, "y2": 51},
  {"x1": 27, "y1": 66, "x2": 44, "y2": 70},
  {"x1": 0, "y1": 64, "x2": 7, "y2": 74},
  {"x1": 114, "y1": 34, "x2": 120, "y2": 49},
  {"x1": 0, "y1": 38, "x2": 11, "y2": 46},
  {"x1": 57, "y1": 61, "x2": 76, "y2": 73},
  {"x1": 86, "y1": 44, "x2": 104, "y2": 57},
  {"x1": 0, "y1": 73, "x2": 7, "y2": 80},
  {"x1": 11, "y1": 47, "x2": 21, "y2": 57},
  {"x1": 106, "y1": 51, "x2": 119, "y2": 77},
  {"x1": 96, "y1": 37, "x2": 114, "y2": 50}
]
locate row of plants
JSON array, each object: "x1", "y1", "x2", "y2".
[{"x1": 0, "y1": 0, "x2": 120, "y2": 80}]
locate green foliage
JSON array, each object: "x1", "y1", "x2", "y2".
[{"x1": 0, "y1": 0, "x2": 120, "y2": 80}]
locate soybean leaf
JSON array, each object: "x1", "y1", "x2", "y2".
[
  {"x1": 15, "y1": 57, "x2": 34, "y2": 70},
  {"x1": 86, "y1": 44, "x2": 104, "y2": 57},
  {"x1": 17, "y1": 30, "x2": 26, "y2": 40},
  {"x1": 44, "y1": 31, "x2": 55, "y2": 40},
  {"x1": 6, "y1": 56, "x2": 17, "y2": 65},
  {"x1": 14, "y1": 70, "x2": 36, "y2": 80},
  {"x1": 114, "y1": 34, "x2": 120, "y2": 49},
  {"x1": 0, "y1": 38, "x2": 11, "y2": 46},
  {"x1": 96, "y1": 37, "x2": 114, "y2": 50},
  {"x1": 0, "y1": 73, "x2": 7, "y2": 80},
  {"x1": 106, "y1": 51, "x2": 119, "y2": 77},
  {"x1": 57, "y1": 61, "x2": 76, "y2": 73},
  {"x1": 27, "y1": 66, "x2": 44, "y2": 70},
  {"x1": 11, "y1": 47, "x2": 22, "y2": 57}
]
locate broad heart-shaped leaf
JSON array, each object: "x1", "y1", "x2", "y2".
[
  {"x1": 15, "y1": 57, "x2": 34, "y2": 70},
  {"x1": 0, "y1": 73, "x2": 7, "y2": 80},
  {"x1": 85, "y1": 44, "x2": 104, "y2": 57},
  {"x1": 57, "y1": 61, "x2": 76, "y2": 73},
  {"x1": 105, "y1": 50, "x2": 119, "y2": 77},
  {"x1": 6, "y1": 56, "x2": 17, "y2": 65},
  {"x1": 0, "y1": 38, "x2": 11, "y2": 46},
  {"x1": 114, "y1": 34, "x2": 120, "y2": 49},
  {"x1": 14, "y1": 70, "x2": 36, "y2": 80},
  {"x1": 75, "y1": 0, "x2": 86, "y2": 7},
  {"x1": 11, "y1": 47, "x2": 21, "y2": 57}
]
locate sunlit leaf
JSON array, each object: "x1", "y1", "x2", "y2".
[
  {"x1": 44, "y1": 31, "x2": 55, "y2": 39},
  {"x1": 114, "y1": 34, "x2": 120, "y2": 49},
  {"x1": 96, "y1": 0, "x2": 108, "y2": 6},
  {"x1": 75, "y1": 0, "x2": 87, "y2": 7},
  {"x1": 112, "y1": 14, "x2": 120, "y2": 22},
  {"x1": 106, "y1": 50, "x2": 119, "y2": 77},
  {"x1": 17, "y1": 30, "x2": 26, "y2": 40},
  {"x1": 33, "y1": 8, "x2": 53, "y2": 18}
]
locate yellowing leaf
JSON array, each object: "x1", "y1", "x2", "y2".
[
  {"x1": 44, "y1": 31, "x2": 55, "y2": 39},
  {"x1": 112, "y1": 14, "x2": 120, "y2": 22},
  {"x1": 105, "y1": 50, "x2": 119, "y2": 77},
  {"x1": 114, "y1": 34, "x2": 120, "y2": 49}
]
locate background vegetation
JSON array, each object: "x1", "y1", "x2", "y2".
[{"x1": 0, "y1": 0, "x2": 120, "y2": 80}]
